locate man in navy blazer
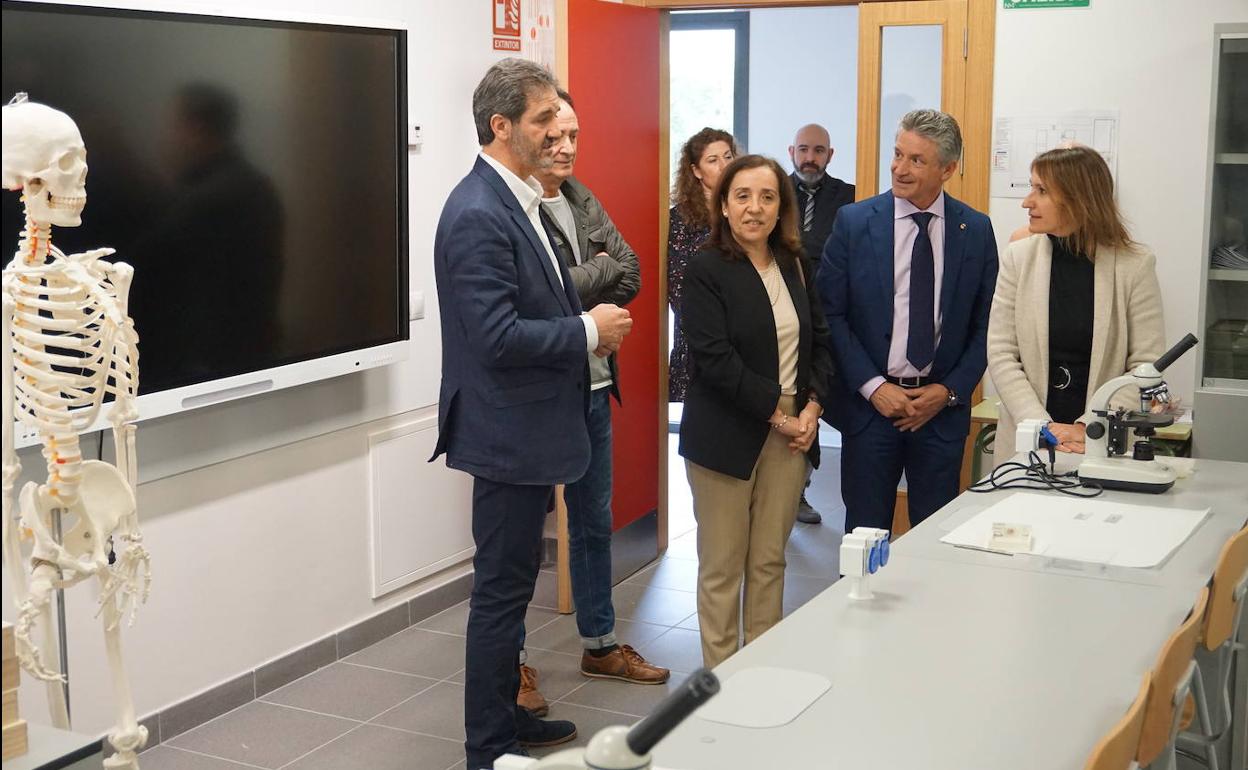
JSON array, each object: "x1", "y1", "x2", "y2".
[
  {"x1": 818, "y1": 109, "x2": 998, "y2": 533},
  {"x1": 430, "y1": 59, "x2": 633, "y2": 770}
]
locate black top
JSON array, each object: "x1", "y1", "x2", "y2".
[
  {"x1": 1045, "y1": 235, "x2": 1095, "y2": 423},
  {"x1": 678, "y1": 247, "x2": 835, "y2": 480},
  {"x1": 667, "y1": 207, "x2": 710, "y2": 402}
]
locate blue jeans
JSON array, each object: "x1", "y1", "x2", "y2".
[{"x1": 564, "y1": 387, "x2": 617, "y2": 648}]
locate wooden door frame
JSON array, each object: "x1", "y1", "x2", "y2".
[
  {"x1": 855, "y1": 0, "x2": 968, "y2": 201},
  {"x1": 557, "y1": 0, "x2": 994, "y2": 572}
]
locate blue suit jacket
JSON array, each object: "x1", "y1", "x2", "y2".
[
  {"x1": 817, "y1": 190, "x2": 998, "y2": 440},
  {"x1": 430, "y1": 156, "x2": 591, "y2": 485}
]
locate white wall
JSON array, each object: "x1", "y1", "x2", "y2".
[
  {"x1": 1, "y1": 0, "x2": 508, "y2": 736},
  {"x1": 747, "y1": 6, "x2": 858, "y2": 184},
  {"x1": 990, "y1": 0, "x2": 1248, "y2": 405}
]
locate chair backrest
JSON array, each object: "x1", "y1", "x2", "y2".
[
  {"x1": 1204, "y1": 525, "x2": 1248, "y2": 651},
  {"x1": 1137, "y1": 586, "x2": 1210, "y2": 765},
  {"x1": 1083, "y1": 673, "x2": 1151, "y2": 770}
]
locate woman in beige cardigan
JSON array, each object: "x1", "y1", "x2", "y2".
[{"x1": 988, "y1": 146, "x2": 1165, "y2": 468}]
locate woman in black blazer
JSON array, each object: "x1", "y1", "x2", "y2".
[{"x1": 678, "y1": 154, "x2": 835, "y2": 668}]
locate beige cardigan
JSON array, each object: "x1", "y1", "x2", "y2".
[{"x1": 987, "y1": 234, "x2": 1165, "y2": 468}]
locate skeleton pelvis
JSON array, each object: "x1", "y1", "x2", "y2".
[{"x1": 22, "y1": 461, "x2": 135, "y2": 567}]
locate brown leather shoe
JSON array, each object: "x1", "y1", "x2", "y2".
[
  {"x1": 517, "y1": 664, "x2": 549, "y2": 717},
  {"x1": 580, "y1": 645, "x2": 670, "y2": 684}
]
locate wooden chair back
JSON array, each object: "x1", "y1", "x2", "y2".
[
  {"x1": 1137, "y1": 586, "x2": 1209, "y2": 765},
  {"x1": 1204, "y1": 525, "x2": 1248, "y2": 651},
  {"x1": 1083, "y1": 673, "x2": 1150, "y2": 770}
]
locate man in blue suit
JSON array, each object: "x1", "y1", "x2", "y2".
[
  {"x1": 431, "y1": 59, "x2": 634, "y2": 770},
  {"x1": 818, "y1": 109, "x2": 998, "y2": 533}
]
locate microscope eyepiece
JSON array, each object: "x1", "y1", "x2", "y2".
[{"x1": 1153, "y1": 333, "x2": 1198, "y2": 373}]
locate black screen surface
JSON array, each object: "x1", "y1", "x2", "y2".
[{"x1": 2, "y1": 2, "x2": 408, "y2": 395}]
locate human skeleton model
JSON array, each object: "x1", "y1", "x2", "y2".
[{"x1": 1, "y1": 94, "x2": 149, "y2": 769}]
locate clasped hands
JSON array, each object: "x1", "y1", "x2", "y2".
[
  {"x1": 869, "y1": 382, "x2": 950, "y2": 432},
  {"x1": 587, "y1": 298, "x2": 632, "y2": 358},
  {"x1": 771, "y1": 400, "x2": 823, "y2": 454}
]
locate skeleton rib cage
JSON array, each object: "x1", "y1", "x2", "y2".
[{"x1": 9, "y1": 246, "x2": 139, "y2": 504}]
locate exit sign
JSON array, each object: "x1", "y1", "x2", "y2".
[{"x1": 1004, "y1": 0, "x2": 1089, "y2": 8}]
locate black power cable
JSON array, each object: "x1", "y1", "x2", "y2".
[{"x1": 968, "y1": 450, "x2": 1104, "y2": 499}]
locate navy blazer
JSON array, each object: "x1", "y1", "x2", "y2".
[
  {"x1": 817, "y1": 190, "x2": 998, "y2": 441},
  {"x1": 430, "y1": 156, "x2": 591, "y2": 485}
]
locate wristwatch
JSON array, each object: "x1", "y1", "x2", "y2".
[{"x1": 943, "y1": 385, "x2": 958, "y2": 407}]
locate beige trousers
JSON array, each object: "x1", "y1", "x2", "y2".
[{"x1": 685, "y1": 396, "x2": 807, "y2": 669}]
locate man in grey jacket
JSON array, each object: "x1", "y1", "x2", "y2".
[{"x1": 515, "y1": 89, "x2": 669, "y2": 715}]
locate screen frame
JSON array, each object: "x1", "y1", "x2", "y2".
[{"x1": 4, "y1": 0, "x2": 411, "y2": 448}]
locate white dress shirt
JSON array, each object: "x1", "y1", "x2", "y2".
[
  {"x1": 860, "y1": 192, "x2": 946, "y2": 401},
  {"x1": 479, "y1": 152, "x2": 598, "y2": 352}
]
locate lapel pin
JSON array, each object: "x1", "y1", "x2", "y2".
[{"x1": 959, "y1": 223, "x2": 967, "y2": 230}]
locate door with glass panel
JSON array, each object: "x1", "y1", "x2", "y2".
[{"x1": 856, "y1": 0, "x2": 968, "y2": 200}]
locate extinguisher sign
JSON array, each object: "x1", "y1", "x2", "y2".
[{"x1": 493, "y1": 0, "x2": 522, "y2": 51}]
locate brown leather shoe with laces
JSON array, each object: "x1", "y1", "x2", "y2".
[
  {"x1": 580, "y1": 645, "x2": 670, "y2": 684},
  {"x1": 517, "y1": 664, "x2": 549, "y2": 717}
]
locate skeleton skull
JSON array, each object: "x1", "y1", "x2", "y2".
[{"x1": 2, "y1": 93, "x2": 88, "y2": 227}]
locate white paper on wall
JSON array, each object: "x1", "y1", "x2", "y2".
[
  {"x1": 990, "y1": 111, "x2": 1120, "y2": 198},
  {"x1": 939, "y1": 492, "x2": 1209, "y2": 569},
  {"x1": 521, "y1": 0, "x2": 556, "y2": 72}
]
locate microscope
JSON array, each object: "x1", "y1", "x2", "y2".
[
  {"x1": 1076, "y1": 333, "x2": 1198, "y2": 493},
  {"x1": 495, "y1": 668, "x2": 720, "y2": 770}
]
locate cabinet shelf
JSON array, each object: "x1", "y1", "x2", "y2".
[{"x1": 1195, "y1": 24, "x2": 1248, "y2": 461}]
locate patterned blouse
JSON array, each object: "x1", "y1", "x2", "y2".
[{"x1": 667, "y1": 205, "x2": 710, "y2": 402}]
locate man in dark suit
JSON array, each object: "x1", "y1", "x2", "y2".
[
  {"x1": 790, "y1": 123, "x2": 856, "y2": 276},
  {"x1": 818, "y1": 109, "x2": 998, "y2": 533},
  {"x1": 430, "y1": 58, "x2": 633, "y2": 770},
  {"x1": 787, "y1": 123, "x2": 855, "y2": 525}
]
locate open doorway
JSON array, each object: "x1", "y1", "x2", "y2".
[
  {"x1": 560, "y1": 0, "x2": 996, "y2": 590},
  {"x1": 665, "y1": 4, "x2": 864, "y2": 544}
]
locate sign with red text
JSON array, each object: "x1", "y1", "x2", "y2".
[{"x1": 493, "y1": 0, "x2": 521, "y2": 51}]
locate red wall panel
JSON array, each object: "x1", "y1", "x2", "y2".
[{"x1": 566, "y1": 0, "x2": 660, "y2": 530}]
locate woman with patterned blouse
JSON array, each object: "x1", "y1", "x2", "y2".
[{"x1": 668, "y1": 127, "x2": 737, "y2": 401}]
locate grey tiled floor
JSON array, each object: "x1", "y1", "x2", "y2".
[{"x1": 141, "y1": 446, "x2": 845, "y2": 770}]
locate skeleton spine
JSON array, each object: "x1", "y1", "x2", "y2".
[{"x1": 13, "y1": 215, "x2": 83, "y2": 505}]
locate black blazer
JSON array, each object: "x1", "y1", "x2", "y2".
[
  {"x1": 791, "y1": 171, "x2": 855, "y2": 276},
  {"x1": 678, "y1": 247, "x2": 835, "y2": 480}
]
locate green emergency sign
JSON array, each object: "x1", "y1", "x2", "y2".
[{"x1": 1004, "y1": 0, "x2": 1090, "y2": 8}]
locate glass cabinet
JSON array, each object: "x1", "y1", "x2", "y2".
[{"x1": 1195, "y1": 24, "x2": 1248, "y2": 460}]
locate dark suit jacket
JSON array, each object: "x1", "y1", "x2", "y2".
[
  {"x1": 791, "y1": 171, "x2": 855, "y2": 276},
  {"x1": 679, "y1": 247, "x2": 836, "y2": 480},
  {"x1": 430, "y1": 156, "x2": 590, "y2": 485},
  {"x1": 817, "y1": 190, "x2": 998, "y2": 441}
]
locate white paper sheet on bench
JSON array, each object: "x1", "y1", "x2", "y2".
[{"x1": 938, "y1": 492, "x2": 1209, "y2": 568}]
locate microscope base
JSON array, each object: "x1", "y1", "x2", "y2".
[{"x1": 1077, "y1": 456, "x2": 1176, "y2": 494}]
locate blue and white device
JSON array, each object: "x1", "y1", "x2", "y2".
[{"x1": 840, "y1": 527, "x2": 891, "y2": 601}]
